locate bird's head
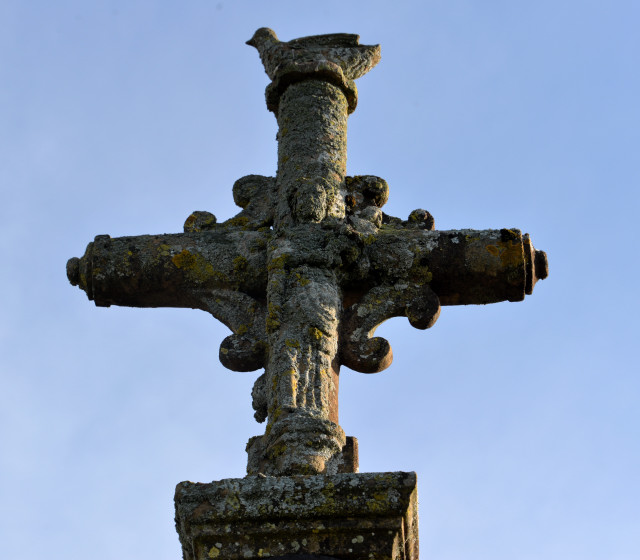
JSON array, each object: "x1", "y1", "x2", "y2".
[{"x1": 246, "y1": 27, "x2": 279, "y2": 49}]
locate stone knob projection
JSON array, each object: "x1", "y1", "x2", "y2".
[{"x1": 67, "y1": 28, "x2": 547, "y2": 560}]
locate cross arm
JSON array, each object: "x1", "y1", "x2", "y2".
[
  {"x1": 340, "y1": 227, "x2": 548, "y2": 373},
  {"x1": 365, "y1": 227, "x2": 547, "y2": 305},
  {"x1": 67, "y1": 229, "x2": 270, "y2": 372}
]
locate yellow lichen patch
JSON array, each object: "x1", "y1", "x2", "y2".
[
  {"x1": 226, "y1": 216, "x2": 250, "y2": 228},
  {"x1": 366, "y1": 492, "x2": 391, "y2": 513},
  {"x1": 157, "y1": 244, "x2": 172, "y2": 257},
  {"x1": 208, "y1": 547, "x2": 220, "y2": 558},
  {"x1": 184, "y1": 213, "x2": 216, "y2": 232},
  {"x1": 183, "y1": 214, "x2": 195, "y2": 227},
  {"x1": 309, "y1": 327, "x2": 323, "y2": 340},
  {"x1": 236, "y1": 324, "x2": 248, "y2": 336},
  {"x1": 268, "y1": 253, "x2": 289, "y2": 272},
  {"x1": 267, "y1": 440, "x2": 288, "y2": 458},
  {"x1": 183, "y1": 214, "x2": 197, "y2": 231},
  {"x1": 265, "y1": 405, "x2": 281, "y2": 436},
  {"x1": 266, "y1": 303, "x2": 281, "y2": 333},
  {"x1": 486, "y1": 240, "x2": 523, "y2": 268},
  {"x1": 122, "y1": 249, "x2": 136, "y2": 268},
  {"x1": 233, "y1": 256, "x2": 248, "y2": 273},
  {"x1": 272, "y1": 408, "x2": 282, "y2": 425},
  {"x1": 172, "y1": 249, "x2": 197, "y2": 269},
  {"x1": 285, "y1": 339, "x2": 300, "y2": 349},
  {"x1": 486, "y1": 245, "x2": 500, "y2": 257},
  {"x1": 264, "y1": 400, "x2": 283, "y2": 435},
  {"x1": 295, "y1": 272, "x2": 310, "y2": 286},
  {"x1": 172, "y1": 249, "x2": 225, "y2": 284}
]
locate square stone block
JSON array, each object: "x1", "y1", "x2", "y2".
[{"x1": 175, "y1": 471, "x2": 418, "y2": 560}]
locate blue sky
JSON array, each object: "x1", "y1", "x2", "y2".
[{"x1": 1, "y1": 1, "x2": 638, "y2": 559}]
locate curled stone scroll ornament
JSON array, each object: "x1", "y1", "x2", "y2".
[
  {"x1": 199, "y1": 291, "x2": 267, "y2": 372},
  {"x1": 340, "y1": 282, "x2": 441, "y2": 373}
]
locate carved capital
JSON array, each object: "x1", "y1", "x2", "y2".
[{"x1": 266, "y1": 61, "x2": 359, "y2": 114}]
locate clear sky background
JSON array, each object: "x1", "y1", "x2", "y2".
[{"x1": 1, "y1": 1, "x2": 638, "y2": 559}]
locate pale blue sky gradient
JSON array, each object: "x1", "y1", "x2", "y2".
[{"x1": 1, "y1": 2, "x2": 638, "y2": 559}]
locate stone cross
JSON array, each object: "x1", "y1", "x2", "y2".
[{"x1": 67, "y1": 28, "x2": 548, "y2": 477}]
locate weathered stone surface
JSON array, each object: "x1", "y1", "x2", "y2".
[
  {"x1": 67, "y1": 28, "x2": 548, "y2": 477},
  {"x1": 175, "y1": 471, "x2": 418, "y2": 560}
]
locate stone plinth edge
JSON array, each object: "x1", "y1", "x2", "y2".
[{"x1": 175, "y1": 471, "x2": 418, "y2": 560}]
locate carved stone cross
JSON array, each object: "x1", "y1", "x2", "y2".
[{"x1": 67, "y1": 28, "x2": 548, "y2": 477}]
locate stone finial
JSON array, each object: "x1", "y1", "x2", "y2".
[
  {"x1": 247, "y1": 27, "x2": 381, "y2": 114},
  {"x1": 246, "y1": 27, "x2": 381, "y2": 81}
]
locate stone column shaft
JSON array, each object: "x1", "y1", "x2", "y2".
[{"x1": 275, "y1": 80, "x2": 349, "y2": 226}]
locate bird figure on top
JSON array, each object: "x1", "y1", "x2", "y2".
[{"x1": 246, "y1": 27, "x2": 381, "y2": 81}]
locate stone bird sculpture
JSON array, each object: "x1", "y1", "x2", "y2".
[{"x1": 246, "y1": 27, "x2": 381, "y2": 81}]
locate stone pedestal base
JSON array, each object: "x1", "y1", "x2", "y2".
[{"x1": 175, "y1": 472, "x2": 418, "y2": 560}]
